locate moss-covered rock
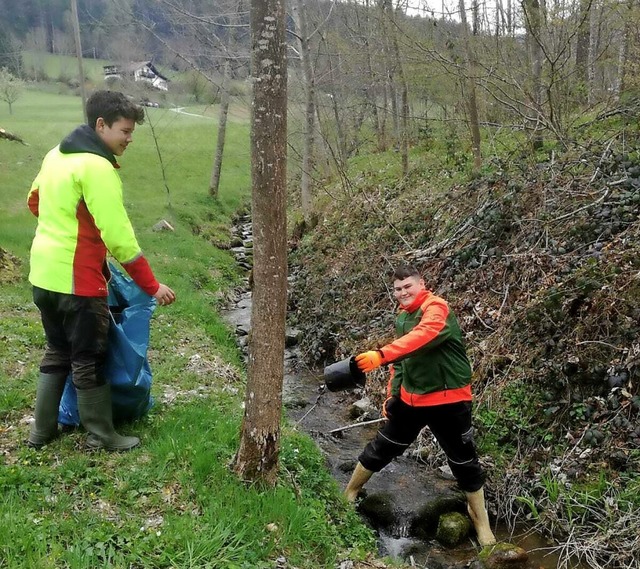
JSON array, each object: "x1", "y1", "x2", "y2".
[
  {"x1": 435, "y1": 511, "x2": 471, "y2": 547},
  {"x1": 358, "y1": 492, "x2": 396, "y2": 528},
  {"x1": 410, "y1": 494, "x2": 467, "y2": 539},
  {"x1": 477, "y1": 543, "x2": 530, "y2": 568}
]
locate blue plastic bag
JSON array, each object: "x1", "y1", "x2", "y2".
[{"x1": 58, "y1": 263, "x2": 156, "y2": 426}]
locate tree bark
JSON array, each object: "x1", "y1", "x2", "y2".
[{"x1": 233, "y1": 0, "x2": 288, "y2": 487}]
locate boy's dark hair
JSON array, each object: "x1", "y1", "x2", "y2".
[
  {"x1": 392, "y1": 264, "x2": 421, "y2": 281},
  {"x1": 86, "y1": 90, "x2": 145, "y2": 129}
]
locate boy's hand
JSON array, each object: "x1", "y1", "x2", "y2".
[
  {"x1": 154, "y1": 283, "x2": 176, "y2": 306},
  {"x1": 355, "y1": 350, "x2": 384, "y2": 373}
]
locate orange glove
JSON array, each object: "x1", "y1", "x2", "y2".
[{"x1": 355, "y1": 350, "x2": 384, "y2": 373}]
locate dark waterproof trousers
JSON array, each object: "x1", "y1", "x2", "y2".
[
  {"x1": 358, "y1": 398, "x2": 486, "y2": 492},
  {"x1": 33, "y1": 287, "x2": 110, "y2": 390}
]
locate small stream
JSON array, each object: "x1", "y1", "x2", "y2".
[{"x1": 222, "y1": 217, "x2": 584, "y2": 569}]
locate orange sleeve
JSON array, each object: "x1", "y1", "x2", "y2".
[{"x1": 380, "y1": 299, "x2": 450, "y2": 363}]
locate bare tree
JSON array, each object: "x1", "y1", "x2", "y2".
[
  {"x1": 522, "y1": 0, "x2": 544, "y2": 149},
  {"x1": 291, "y1": 0, "x2": 317, "y2": 222},
  {"x1": 586, "y1": 0, "x2": 601, "y2": 105},
  {"x1": 383, "y1": 0, "x2": 409, "y2": 175},
  {"x1": 71, "y1": 0, "x2": 87, "y2": 121},
  {"x1": 0, "y1": 67, "x2": 23, "y2": 114},
  {"x1": 575, "y1": 0, "x2": 592, "y2": 97},
  {"x1": 233, "y1": 0, "x2": 288, "y2": 486},
  {"x1": 458, "y1": 0, "x2": 482, "y2": 169},
  {"x1": 209, "y1": 59, "x2": 231, "y2": 197},
  {"x1": 613, "y1": 2, "x2": 632, "y2": 102}
]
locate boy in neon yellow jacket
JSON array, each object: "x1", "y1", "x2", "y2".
[{"x1": 27, "y1": 90, "x2": 175, "y2": 451}]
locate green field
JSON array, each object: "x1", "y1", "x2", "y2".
[{"x1": 0, "y1": 89, "x2": 375, "y2": 568}]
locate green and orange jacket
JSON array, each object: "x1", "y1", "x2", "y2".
[
  {"x1": 380, "y1": 289, "x2": 473, "y2": 407},
  {"x1": 27, "y1": 125, "x2": 159, "y2": 297}
]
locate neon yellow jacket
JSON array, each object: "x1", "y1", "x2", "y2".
[{"x1": 28, "y1": 125, "x2": 159, "y2": 297}]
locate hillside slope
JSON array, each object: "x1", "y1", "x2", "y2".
[{"x1": 290, "y1": 114, "x2": 640, "y2": 568}]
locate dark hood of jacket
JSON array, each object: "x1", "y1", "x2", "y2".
[{"x1": 59, "y1": 124, "x2": 117, "y2": 166}]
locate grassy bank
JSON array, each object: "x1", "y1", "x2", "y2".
[{"x1": 0, "y1": 89, "x2": 375, "y2": 568}]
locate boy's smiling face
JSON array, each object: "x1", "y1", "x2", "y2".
[
  {"x1": 96, "y1": 116, "x2": 135, "y2": 156},
  {"x1": 393, "y1": 275, "x2": 425, "y2": 308}
]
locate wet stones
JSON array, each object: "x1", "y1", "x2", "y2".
[
  {"x1": 436, "y1": 511, "x2": 472, "y2": 547},
  {"x1": 474, "y1": 543, "x2": 530, "y2": 569},
  {"x1": 229, "y1": 215, "x2": 254, "y2": 271},
  {"x1": 358, "y1": 493, "x2": 397, "y2": 529},
  {"x1": 411, "y1": 495, "x2": 468, "y2": 539}
]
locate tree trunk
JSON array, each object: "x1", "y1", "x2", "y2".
[
  {"x1": 614, "y1": 11, "x2": 630, "y2": 102},
  {"x1": 326, "y1": 52, "x2": 347, "y2": 163},
  {"x1": 70, "y1": 0, "x2": 87, "y2": 122},
  {"x1": 233, "y1": 0, "x2": 288, "y2": 487},
  {"x1": 292, "y1": 0, "x2": 316, "y2": 222},
  {"x1": 363, "y1": 0, "x2": 385, "y2": 151},
  {"x1": 575, "y1": 0, "x2": 592, "y2": 96},
  {"x1": 209, "y1": 60, "x2": 231, "y2": 198},
  {"x1": 377, "y1": 1, "x2": 399, "y2": 143},
  {"x1": 458, "y1": 0, "x2": 482, "y2": 170},
  {"x1": 524, "y1": 0, "x2": 544, "y2": 150},
  {"x1": 587, "y1": 0, "x2": 599, "y2": 105},
  {"x1": 385, "y1": 0, "x2": 409, "y2": 176}
]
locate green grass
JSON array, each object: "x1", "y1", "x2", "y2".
[
  {"x1": 22, "y1": 50, "x2": 110, "y2": 83},
  {"x1": 0, "y1": 89, "x2": 376, "y2": 568}
]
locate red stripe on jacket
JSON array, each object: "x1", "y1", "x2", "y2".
[
  {"x1": 73, "y1": 200, "x2": 109, "y2": 296},
  {"x1": 28, "y1": 188, "x2": 39, "y2": 217}
]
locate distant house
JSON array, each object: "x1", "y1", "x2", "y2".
[{"x1": 103, "y1": 61, "x2": 169, "y2": 91}]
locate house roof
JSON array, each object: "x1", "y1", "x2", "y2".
[{"x1": 103, "y1": 61, "x2": 169, "y2": 81}]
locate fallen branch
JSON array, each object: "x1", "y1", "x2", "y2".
[
  {"x1": 0, "y1": 127, "x2": 28, "y2": 145},
  {"x1": 327, "y1": 417, "x2": 386, "y2": 435},
  {"x1": 295, "y1": 387, "x2": 326, "y2": 426}
]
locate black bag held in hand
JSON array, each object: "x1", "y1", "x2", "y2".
[{"x1": 323, "y1": 356, "x2": 366, "y2": 392}]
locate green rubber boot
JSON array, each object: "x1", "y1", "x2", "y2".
[
  {"x1": 27, "y1": 372, "x2": 68, "y2": 448},
  {"x1": 77, "y1": 384, "x2": 140, "y2": 451}
]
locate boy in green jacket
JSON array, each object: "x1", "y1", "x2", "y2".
[
  {"x1": 345, "y1": 264, "x2": 496, "y2": 546},
  {"x1": 27, "y1": 90, "x2": 176, "y2": 451}
]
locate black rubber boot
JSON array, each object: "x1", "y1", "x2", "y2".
[
  {"x1": 27, "y1": 372, "x2": 68, "y2": 448},
  {"x1": 77, "y1": 384, "x2": 140, "y2": 451}
]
